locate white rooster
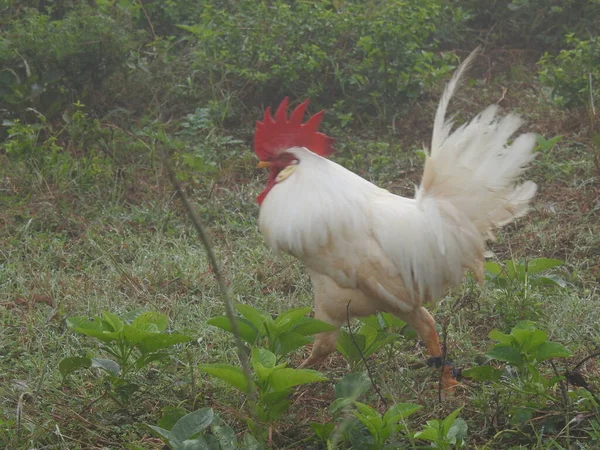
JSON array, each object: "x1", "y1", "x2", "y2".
[{"x1": 254, "y1": 50, "x2": 537, "y2": 388}]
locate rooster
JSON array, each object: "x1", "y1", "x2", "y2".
[{"x1": 253, "y1": 50, "x2": 537, "y2": 388}]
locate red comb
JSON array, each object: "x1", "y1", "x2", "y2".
[{"x1": 254, "y1": 98, "x2": 335, "y2": 161}]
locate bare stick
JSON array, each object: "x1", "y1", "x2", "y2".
[
  {"x1": 164, "y1": 158, "x2": 256, "y2": 402},
  {"x1": 346, "y1": 301, "x2": 388, "y2": 407}
]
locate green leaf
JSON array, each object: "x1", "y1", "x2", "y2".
[
  {"x1": 199, "y1": 364, "x2": 250, "y2": 394},
  {"x1": 211, "y1": 414, "x2": 237, "y2": 450},
  {"x1": 268, "y1": 368, "x2": 327, "y2": 391},
  {"x1": 171, "y1": 407, "x2": 214, "y2": 441},
  {"x1": 135, "y1": 352, "x2": 169, "y2": 370},
  {"x1": 334, "y1": 371, "x2": 372, "y2": 400},
  {"x1": 91, "y1": 358, "x2": 120, "y2": 376},
  {"x1": 146, "y1": 424, "x2": 173, "y2": 441},
  {"x1": 383, "y1": 403, "x2": 423, "y2": 423},
  {"x1": 461, "y1": 366, "x2": 503, "y2": 381},
  {"x1": 488, "y1": 329, "x2": 513, "y2": 345},
  {"x1": 487, "y1": 345, "x2": 522, "y2": 366},
  {"x1": 526, "y1": 258, "x2": 564, "y2": 274},
  {"x1": 447, "y1": 417, "x2": 468, "y2": 443},
  {"x1": 484, "y1": 262, "x2": 504, "y2": 277},
  {"x1": 158, "y1": 406, "x2": 188, "y2": 431},
  {"x1": 180, "y1": 437, "x2": 211, "y2": 449},
  {"x1": 442, "y1": 407, "x2": 463, "y2": 437},
  {"x1": 132, "y1": 311, "x2": 168, "y2": 332},
  {"x1": 362, "y1": 332, "x2": 399, "y2": 358},
  {"x1": 291, "y1": 317, "x2": 337, "y2": 336},
  {"x1": 273, "y1": 332, "x2": 311, "y2": 356},
  {"x1": 536, "y1": 275, "x2": 567, "y2": 288},
  {"x1": 235, "y1": 304, "x2": 269, "y2": 332},
  {"x1": 207, "y1": 316, "x2": 260, "y2": 345},
  {"x1": 414, "y1": 422, "x2": 441, "y2": 442},
  {"x1": 102, "y1": 311, "x2": 124, "y2": 332},
  {"x1": 138, "y1": 333, "x2": 191, "y2": 354},
  {"x1": 535, "y1": 341, "x2": 572, "y2": 361},
  {"x1": 337, "y1": 330, "x2": 366, "y2": 363},
  {"x1": 251, "y1": 348, "x2": 277, "y2": 382},
  {"x1": 59, "y1": 356, "x2": 91, "y2": 377},
  {"x1": 66, "y1": 316, "x2": 121, "y2": 342},
  {"x1": 274, "y1": 307, "x2": 311, "y2": 332},
  {"x1": 354, "y1": 401, "x2": 378, "y2": 417},
  {"x1": 311, "y1": 422, "x2": 335, "y2": 442}
]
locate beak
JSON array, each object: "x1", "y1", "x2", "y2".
[{"x1": 257, "y1": 161, "x2": 272, "y2": 169}]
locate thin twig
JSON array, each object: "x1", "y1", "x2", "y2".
[
  {"x1": 438, "y1": 321, "x2": 449, "y2": 403},
  {"x1": 137, "y1": 0, "x2": 156, "y2": 40},
  {"x1": 572, "y1": 351, "x2": 600, "y2": 372},
  {"x1": 345, "y1": 301, "x2": 388, "y2": 407},
  {"x1": 164, "y1": 158, "x2": 256, "y2": 404}
]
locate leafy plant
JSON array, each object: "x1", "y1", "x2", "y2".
[
  {"x1": 463, "y1": 321, "x2": 571, "y2": 396},
  {"x1": 199, "y1": 347, "x2": 327, "y2": 429},
  {"x1": 208, "y1": 304, "x2": 336, "y2": 359},
  {"x1": 337, "y1": 313, "x2": 405, "y2": 370},
  {"x1": 414, "y1": 407, "x2": 468, "y2": 449},
  {"x1": 485, "y1": 258, "x2": 566, "y2": 290},
  {"x1": 147, "y1": 406, "x2": 261, "y2": 450},
  {"x1": 60, "y1": 310, "x2": 191, "y2": 401},
  {"x1": 539, "y1": 34, "x2": 600, "y2": 108}
]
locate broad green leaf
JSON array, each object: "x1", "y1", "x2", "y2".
[
  {"x1": 526, "y1": 258, "x2": 564, "y2": 274},
  {"x1": 91, "y1": 358, "x2": 120, "y2": 376},
  {"x1": 380, "y1": 312, "x2": 407, "y2": 332},
  {"x1": 362, "y1": 332, "x2": 399, "y2": 358},
  {"x1": 132, "y1": 311, "x2": 168, "y2": 331},
  {"x1": 101, "y1": 311, "x2": 124, "y2": 332},
  {"x1": 240, "y1": 433, "x2": 262, "y2": 450},
  {"x1": 260, "y1": 390, "x2": 291, "y2": 421},
  {"x1": 273, "y1": 332, "x2": 311, "y2": 356},
  {"x1": 180, "y1": 437, "x2": 211, "y2": 449},
  {"x1": 135, "y1": 351, "x2": 169, "y2": 369},
  {"x1": 353, "y1": 401, "x2": 378, "y2": 417},
  {"x1": 537, "y1": 275, "x2": 567, "y2": 288},
  {"x1": 535, "y1": 341, "x2": 572, "y2": 361},
  {"x1": 487, "y1": 345, "x2": 522, "y2": 366},
  {"x1": 138, "y1": 333, "x2": 192, "y2": 354},
  {"x1": 123, "y1": 324, "x2": 156, "y2": 345},
  {"x1": 146, "y1": 424, "x2": 172, "y2": 441},
  {"x1": 484, "y1": 262, "x2": 504, "y2": 276},
  {"x1": 251, "y1": 348, "x2": 277, "y2": 382},
  {"x1": 383, "y1": 403, "x2": 422, "y2": 423},
  {"x1": 442, "y1": 408, "x2": 463, "y2": 437},
  {"x1": 334, "y1": 372, "x2": 372, "y2": 400},
  {"x1": 461, "y1": 366, "x2": 503, "y2": 381},
  {"x1": 519, "y1": 329, "x2": 547, "y2": 353},
  {"x1": 66, "y1": 316, "x2": 122, "y2": 342},
  {"x1": 509, "y1": 406, "x2": 534, "y2": 425},
  {"x1": 268, "y1": 368, "x2": 327, "y2": 391},
  {"x1": 414, "y1": 423, "x2": 441, "y2": 442},
  {"x1": 291, "y1": 317, "x2": 337, "y2": 336},
  {"x1": 337, "y1": 331, "x2": 367, "y2": 362},
  {"x1": 211, "y1": 414, "x2": 237, "y2": 450},
  {"x1": 199, "y1": 364, "x2": 250, "y2": 394},
  {"x1": 274, "y1": 307, "x2": 311, "y2": 331},
  {"x1": 59, "y1": 356, "x2": 91, "y2": 377},
  {"x1": 207, "y1": 316, "x2": 260, "y2": 345},
  {"x1": 235, "y1": 304, "x2": 269, "y2": 331},
  {"x1": 158, "y1": 406, "x2": 188, "y2": 431},
  {"x1": 488, "y1": 329, "x2": 513, "y2": 345},
  {"x1": 311, "y1": 422, "x2": 334, "y2": 442},
  {"x1": 358, "y1": 315, "x2": 385, "y2": 331},
  {"x1": 171, "y1": 407, "x2": 214, "y2": 441},
  {"x1": 447, "y1": 417, "x2": 468, "y2": 443},
  {"x1": 252, "y1": 347, "x2": 276, "y2": 368}
]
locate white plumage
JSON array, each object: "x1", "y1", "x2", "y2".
[{"x1": 255, "y1": 50, "x2": 537, "y2": 387}]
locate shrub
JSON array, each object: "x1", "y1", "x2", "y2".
[
  {"x1": 538, "y1": 34, "x2": 600, "y2": 108},
  {"x1": 180, "y1": 0, "x2": 464, "y2": 122},
  {"x1": 0, "y1": 5, "x2": 140, "y2": 119}
]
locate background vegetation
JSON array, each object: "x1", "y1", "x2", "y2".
[{"x1": 1, "y1": 0, "x2": 599, "y2": 448}]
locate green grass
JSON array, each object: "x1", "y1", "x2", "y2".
[{"x1": 1, "y1": 61, "x2": 599, "y2": 449}]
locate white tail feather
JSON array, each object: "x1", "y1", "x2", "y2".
[{"x1": 417, "y1": 49, "x2": 537, "y2": 235}]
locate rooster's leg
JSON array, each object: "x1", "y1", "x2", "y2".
[
  {"x1": 403, "y1": 307, "x2": 459, "y2": 389},
  {"x1": 300, "y1": 301, "x2": 342, "y2": 368}
]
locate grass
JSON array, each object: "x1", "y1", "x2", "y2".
[{"x1": 1, "y1": 56, "x2": 599, "y2": 449}]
